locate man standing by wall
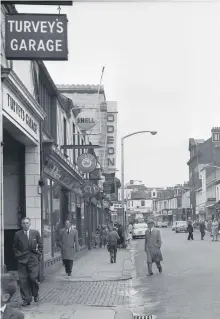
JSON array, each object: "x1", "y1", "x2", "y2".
[
  {"x1": 59, "y1": 220, "x2": 79, "y2": 276},
  {"x1": 13, "y1": 217, "x2": 43, "y2": 306},
  {"x1": 145, "y1": 219, "x2": 163, "y2": 276}
]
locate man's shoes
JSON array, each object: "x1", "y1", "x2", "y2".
[
  {"x1": 34, "y1": 295, "x2": 39, "y2": 302},
  {"x1": 67, "y1": 273, "x2": 72, "y2": 276},
  {"x1": 147, "y1": 273, "x2": 153, "y2": 276},
  {"x1": 22, "y1": 300, "x2": 31, "y2": 307},
  {"x1": 158, "y1": 266, "x2": 162, "y2": 273}
]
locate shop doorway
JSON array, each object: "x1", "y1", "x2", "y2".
[{"x1": 3, "y1": 130, "x2": 25, "y2": 271}]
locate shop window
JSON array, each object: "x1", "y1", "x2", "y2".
[
  {"x1": 141, "y1": 200, "x2": 145, "y2": 206},
  {"x1": 43, "y1": 179, "x2": 61, "y2": 261}
]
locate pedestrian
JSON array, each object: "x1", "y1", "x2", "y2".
[
  {"x1": 107, "y1": 226, "x2": 120, "y2": 263},
  {"x1": 102, "y1": 226, "x2": 108, "y2": 248},
  {"x1": 211, "y1": 219, "x2": 219, "y2": 241},
  {"x1": 13, "y1": 217, "x2": 43, "y2": 306},
  {"x1": 200, "y1": 221, "x2": 206, "y2": 240},
  {"x1": 59, "y1": 220, "x2": 79, "y2": 276},
  {"x1": 145, "y1": 219, "x2": 163, "y2": 276},
  {"x1": 1, "y1": 275, "x2": 24, "y2": 318},
  {"x1": 187, "y1": 220, "x2": 194, "y2": 240}
]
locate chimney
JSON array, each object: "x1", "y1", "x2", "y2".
[{"x1": 211, "y1": 127, "x2": 220, "y2": 143}]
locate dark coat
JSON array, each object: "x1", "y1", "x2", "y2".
[
  {"x1": 2, "y1": 305, "x2": 24, "y2": 319},
  {"x1": 187, "y1": 224, "x2": 193, "y2": 233},
  {"x1": 60, "y1": 228, "x2": 79, "y2": 260},
  {"x1": 200, "y1": 223, "x2": 205, "y2": 232},
  {"x1": 13, "y1": 229, "x2": 43, "y2": 265},
  {"x1": 107, "y1": 230, "x2": 120, "y2": 244},
  {"x1": 145, "y1": 228, "x2": 163, "y2": 263}
]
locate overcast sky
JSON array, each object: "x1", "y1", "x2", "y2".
[{"x1": 17, "y1": 2, "x2": 220, "y2": 187}]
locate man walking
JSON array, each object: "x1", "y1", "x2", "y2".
[
  {"x1": 145, "y1": 219, "x2": 163, "y2": 276},
  {"x1": 200, "y1": 221, "x2": 206, "y2": 240},
  {"x1": 107, "y1": 226, "x2": 120, "y2": 263},
  {"x1": 187, "y1": 220, "x2": 194, "y2": 240},
  {"x1": 59, "y1": 220, "x2": 79, "y2": 276},
  {"x1": 13, "y1": 217, "x2": 43, "y2": 306}
]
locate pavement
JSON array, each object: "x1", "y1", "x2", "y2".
[
  {"x1": 130, "y1": 227, "x2": 220, "y2": 319},
  {"x1": 11, "y1": 246, "x2": 134, "y2": 319}
]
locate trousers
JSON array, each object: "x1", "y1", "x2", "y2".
[
  {"x1": 18, "y1": 261, "x2": 39, "y2": 303},
  {"x1": 188, "y1": 232, "x2": 194, "y2": 240},
  {"x1": 109, "y1": 243, "x2": 117, "y2": 261},
  {"x1": 63, "y1": 259, "x2": 73, "y2": 274},
  {"x1": 147, "y1": 262, "x2": 161, "y2": 274}
]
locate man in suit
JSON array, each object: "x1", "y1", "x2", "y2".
[
  {"x1": 107, "y1": 227, "x2": 120, "y2": 263},
  {"x1": 145, "y1": 219, "x2": 163, "y2": 276},
  {"x1": 1, "y1": 274, "x2": 24, "y2": 319},
  {"x1": 13, "y1": 217, "x2": 43, "y2": 307},
  {"x1": 59, "y1": 220, "x2": 79, "y2": 276}
]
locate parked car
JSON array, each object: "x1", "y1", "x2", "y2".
[
  {"x1": 162, "y1": 221, "x2": 168, "y2": 228},
  {"x1": 132, "y1": 223, "x2": 148, "y2": 239},
  {"x1": 157, "y1": 221, "x2": 163, "y2": 228},
  {"x1": 175, "y1": 221, "x2": 188, "y2": 233}
]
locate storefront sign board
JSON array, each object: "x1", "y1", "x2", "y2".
[
  {"x1": 3, "y1": 87, "x2": 39, "y2": 142},
  {"x1": 5, "y1": 13, "x2": 68, "y2": 60},
  {"x1": 104, "y1": 105, "x2": 117, "y2": 174},
  {"x1": 77, "y1": 153, "x2": 97, "y2": 173}
]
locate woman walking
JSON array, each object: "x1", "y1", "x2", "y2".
[{"x1": 212, "y1": 219, "x2": 219, "y2": 241}]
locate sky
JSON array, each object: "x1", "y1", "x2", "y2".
[{"x1": 17, "y1": 1, "x2": 220, "y2": 187}]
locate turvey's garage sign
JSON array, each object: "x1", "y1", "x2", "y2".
[{"x1": 5, "y1": 13, "x2": 68, "y2": 60}]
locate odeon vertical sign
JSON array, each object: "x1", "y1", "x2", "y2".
[{"x1": 5, "y1": 13, "x2": 68, "y2": 60}]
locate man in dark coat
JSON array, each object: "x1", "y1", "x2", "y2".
[
  {"x1": 1, "y1": 275, "x2": 24, "y2": 319},
  {"x1": 107, "y1": 227, "x2": 120, "y2": 263},
  {"x1": 145, "y1": 219, "x2": 163, "y2": 276},
  {"x1": 187, "y1": 220, "x2": 194, "y2": 240},
  {"x1": 200, "y1": 221, "x2": 206, "y2": 240},
  {"x1": 59, "y1": 220, "x2": 79, "y2": 276},
  {"x1": 13, "y1": 217, "x2": 43, "y2": 307}
]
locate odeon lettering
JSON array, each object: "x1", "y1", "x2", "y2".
[{"x1": 106, "y1": 113, "x2": 115, "y2": 168}]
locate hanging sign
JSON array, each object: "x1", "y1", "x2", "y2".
[
  {"x1": 82, "y1": 182, "x2": 100, "y2": 198},
  {"x1": 76, "y1": 109, "x2": 97, "y2": 131},
  {"x1": 5, "y1": 13, "x2": 68, "y2": 61},
  {"x1": 77, "y1": 153, "x2": 96, "y2": 173}
]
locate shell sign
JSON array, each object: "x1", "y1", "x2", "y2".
[{"x1": 76, "y1": 109, "x2": 97, "y2": 131}]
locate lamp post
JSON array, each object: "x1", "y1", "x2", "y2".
[{"x1": 121, "y1": 130, "x2": 157, "y2": 230}]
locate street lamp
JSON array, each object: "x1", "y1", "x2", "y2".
[{"x1": 121, "y1": 130, "x2": 157, "y2": 230}]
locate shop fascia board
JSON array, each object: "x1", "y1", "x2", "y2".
[
  {"x1": 50, "y1": 150, "x2": 84, "y2": 183},
  {"x1": 1, "y1": 67, "x2": 46, "y2": 122}
]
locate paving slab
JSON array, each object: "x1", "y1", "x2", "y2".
[
  {"x1": 47, "y1": 247, "x2": 133, "y2": 282},
  {"x1": 19, "y1": 304, "x2": 133, "y2": 319}
]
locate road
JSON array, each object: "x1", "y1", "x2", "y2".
[{"x1": 129, "y1": 227, "x2": 220, "y2": 319}]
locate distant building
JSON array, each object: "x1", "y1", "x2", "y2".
[{"x1": 188, "y1": 127, "x2": 220, "y2": 220}]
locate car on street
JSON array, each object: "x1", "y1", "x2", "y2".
[
  {"x1": 132, "y1": 223, "x2": 148, "y2": 239},
  {"x1": 175, "y1": 221, "x2": 188, "y2": 233},
  {"x1": 155, "y1": 221, "x2": 163, "y2": 228},
  {"x1": 162, "y1": 221, "x2": 168, "y2": 227}
]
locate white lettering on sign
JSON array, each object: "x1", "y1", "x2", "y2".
[
  {"x1": 3, "y1": 89, "x2": 39, "y2": 141},
  {"x1": 5, "y1": 14, "x2": 68, "y2": 60},
  {"x1": 7, "y1": 19, "x2": 64, "y2": 34},
  {"x1": 105, "y1": 111, "x2": 117, "y2": 173}
]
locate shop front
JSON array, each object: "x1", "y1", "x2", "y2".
[
  {"x1": 1, "y1": 68, "x2": 45, "y2": 271},
  {"x1": 42, "y1": 143, "x2": 84, "y2": 263}
]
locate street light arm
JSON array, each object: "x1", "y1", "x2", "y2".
[{"x1": 122, "y1": 130, "x2": 157, "y2": 140}]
